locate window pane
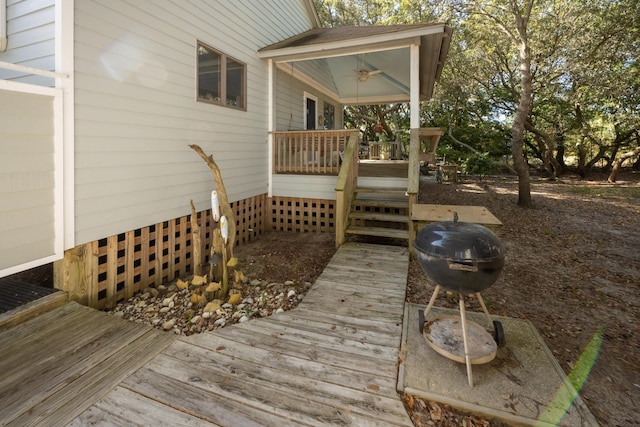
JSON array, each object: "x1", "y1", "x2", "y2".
[
  {"x1": 198, "y1": 44, "x2": 221, "y2": 103},
  {"x1": 226, "y1": 57, "x2": 244, "y2": 108}
]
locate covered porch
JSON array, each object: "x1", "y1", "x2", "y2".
[{"x1": 260, "y1": 24, "x2": 454, "y2": 251}]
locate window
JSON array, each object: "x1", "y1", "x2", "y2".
[{"x1": 197, "y1": 42, "x2": 246, "y2": 110}]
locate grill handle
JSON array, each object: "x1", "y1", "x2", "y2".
[{"x1": 447, "y1": 261, "x2": 478, "y2": 272}]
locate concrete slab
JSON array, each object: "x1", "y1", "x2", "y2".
[{"x1": 399, "y1": 304, "x2": 599, "y2": 426}]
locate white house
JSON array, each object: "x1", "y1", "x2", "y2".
[{"x1": 0, "y1": 0, "x2": 451, "y2": 308}]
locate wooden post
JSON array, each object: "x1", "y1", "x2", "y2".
[
  {"x1": 53, "y1": 243, "x2": 95, "y2": 306},
  {"x1": 190, "y1": 200, "x2": 202, "y2": 276}
]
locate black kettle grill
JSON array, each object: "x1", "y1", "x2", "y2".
[{"x1": 414, "y1": 213, "x2": 506, "y2": 386}]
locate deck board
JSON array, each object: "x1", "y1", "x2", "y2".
[
  {"x1": 0, "y1": 302, "x2": 175, "y2": 427},
  {"x1": 5, "y1": 242, "x2": 412, "y2": 426}
]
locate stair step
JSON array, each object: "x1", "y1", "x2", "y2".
[
  {"x1": 349, "y1": 212, "x2": 409, "y2": 223},
  {"x1": 355, "y1": 186, "x2": 407, "y2": 196},
  {"x1": 345, "y1": 226, "x2": 409, "y2": 240},
  {"x1": 353, "y1": 198, "x2": 408, "y2": 209}
]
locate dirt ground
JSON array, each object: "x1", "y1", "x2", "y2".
[{"x1": 234, "y1": 171, "x2": 639, "y2": 426}]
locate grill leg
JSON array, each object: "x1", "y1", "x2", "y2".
[
  {"x1": 423, "y1": 285, "x2": 441, "y2": 318},
  {"x1": 459, "y1": 294, "x2": 473, "y2": 387},
  {"x1": 475, "y1": 292, "x2": 493, "y2": 329}
]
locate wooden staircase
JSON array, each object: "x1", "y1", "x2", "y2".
[{"x1": 345, "y1": 186, "x2": 410, "y2": 241}]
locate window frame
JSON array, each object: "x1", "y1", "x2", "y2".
[{"x1": 196, "y1": 41, "x2": 246, "y2": 111}]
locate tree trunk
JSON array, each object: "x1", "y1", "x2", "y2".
[
  {"x1": 575, "y1": 103, "x2": 588, "y2": 178},
  {"x1": 511, "y1": 27, "x2": 533, "y2": 207},
  {"x1": 608, "y1": 145, "x2": 640, "y2": 182}
]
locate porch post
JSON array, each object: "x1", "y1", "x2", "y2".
[
  {"x1": 408, "y1": 43, "x2": 421, "y2": 256},
  {"x1": 267, "y1": 59, "x2": 275, "y2": 198}
]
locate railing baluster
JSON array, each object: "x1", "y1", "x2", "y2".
[{"x1": 272, "y1": 130, "x2": 357, "y2": 175}]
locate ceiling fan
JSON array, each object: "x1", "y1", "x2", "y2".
[{"x1": 356, "y1": 68, "x2": 382, "y2": 82}]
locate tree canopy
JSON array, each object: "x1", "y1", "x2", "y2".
[{"x1": 315, "y1": 0, "x2": 640, "y2": 196}]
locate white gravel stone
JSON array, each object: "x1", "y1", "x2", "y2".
[
  {"x1": 162, "y1": 319, "x2": 176, "y2": 330},
  {"x1": 275, "y1": 308, "x2": 284, "y2": 314},
  {"x1": 238, "y1": 315, "x2": 249, "y2": 323},
  {"x1": 287, "y1": 289, "x2": 296, "y2": 298}
]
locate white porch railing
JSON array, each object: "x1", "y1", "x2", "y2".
[{"x1": 272, "y1": 130, "x2": 358, "y2": 175}]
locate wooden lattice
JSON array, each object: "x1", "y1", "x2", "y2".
[
  {"x1": 268, "y1": 196, "x2": 335, "y2": 233},
  {"x1": 58, "y1": 194, "x2": 339, "y2": 309}
]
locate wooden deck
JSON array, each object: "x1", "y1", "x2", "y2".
[{"x1": 2, "y1": 242, "x2": 412, "y2": 426}]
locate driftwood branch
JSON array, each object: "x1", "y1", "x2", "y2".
[
  {"x1": 189, "y1": 144, "x2": 235, "y2": 258},
  {"x1": 189, "y1": 200, "x2": 202, "y2": 276}
]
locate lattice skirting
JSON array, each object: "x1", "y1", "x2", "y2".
[
  {"x1": 55, "y1": 194, "x2": 335, "y2": 310},
  {"x1": 268, "y1": 196, "x2": 335, "y2": 233}
]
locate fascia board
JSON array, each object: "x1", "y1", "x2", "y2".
[{"x1": 258, "y1": 24, "x2": 447, "y2": 61}]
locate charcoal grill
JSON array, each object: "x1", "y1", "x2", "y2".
[{"x1": 414, "y1": 213, "x2": 505, "y2": 387}]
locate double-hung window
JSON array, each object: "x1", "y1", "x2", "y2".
[{"x1": 197, "y1": 41, "x2": 246, "y2": 110}]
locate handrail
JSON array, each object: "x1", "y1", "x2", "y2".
[{"x1": 334, "y1": 132, "x2": 359, "y2": 247}]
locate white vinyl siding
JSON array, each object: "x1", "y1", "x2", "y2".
[
  {"x1": 271, "y1": 175, "x2": 337, "y2": 200},
  {"x1": 0, "y1": 89, "x2": 56, "y2": 272},
  {"x1": 0, "y1": 0, "x2": 55, "y2": 86},
  {"x1": 275, "y1": 68, "x2": 343, "y2": 131},
  {"x1": 73, "y1": 0, "x2": 314, "y2": 245}
]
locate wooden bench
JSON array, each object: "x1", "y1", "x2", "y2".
[{"x1": 409, "y1": 204, "x2": 503, "y2": 254}]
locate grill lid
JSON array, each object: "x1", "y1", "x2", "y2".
[{"x1": 413, "y1": 214, "x2": 504, "y2": 263}]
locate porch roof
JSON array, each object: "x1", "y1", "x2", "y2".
[{"x1": 258, "y1": 23, "x2": 453, "y2": 104}]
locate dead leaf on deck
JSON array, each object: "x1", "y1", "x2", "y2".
[
  {"x1": 216, "y1": 345, "x2": 226, "y2": 351},
  {"x1": 405, "y1": 394, "x2": 415, "y2": 409},
  {"x1": 367, "y1": 384, "x2": 380, "y2": 390},
  {"x1": 428, "y1": 401, "x2": 443, "y2": 422}
]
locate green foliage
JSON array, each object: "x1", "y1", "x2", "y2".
[
  {"x1": 315, "y1": 0, "x2": 639, "y2": 177},
  {"x1": 460, "y1": 152, "x2": 498, "y2": 179}
]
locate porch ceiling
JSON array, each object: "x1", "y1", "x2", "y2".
[{"x1": 258, "y1": 23, "x2": 452, "y2": 105}]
